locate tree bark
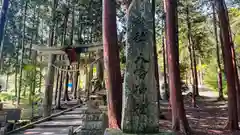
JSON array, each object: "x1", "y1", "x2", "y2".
[
  {"x1": 152, "y1": 0, "x2": 161, "y2": 104},
  {"x1": 72, "y1": 62, "x2": 79, "y2": 99},
  {"x1": 0, "y1": 0, "x2": 9, "y2": 70},
  {"x1": 212, "y1": 2, "x2": 224, "y2": 100},
  {"x1": 162, "y1": 13, "x2": 169, "y2": 100},
  {"x1": 42, "y1": 0, "x2": 58, "y2": 117},
  {"x1": 54, "y1": 68, "x2": 60, "y2": 103},
  {"x1": 88, "y1": 56, "x2": 93, "y2": 93},
  {"x1": 186, "y1": 5, "x2": 196, "y2": 107},
  {"x1": 192, "y1": 45, "x2": 199, "y2": 96},
  {"x1": 14, "y1": 49, "x2": 18, "y2": 98},
  {"x1": 103, "y1": 0, "x2": 122, "y2": 128},
  {"x1": 215, "y1": 0, "x2": 239, "y2": 130},
  {"x1": 163, "y1": 0, "x2": 170, "y2": 102},
  {"x1": 38, "y1": 56, "x2": 43, "y2": 93},
  {"x1": 186, "y1": 2, "x2": 199, "y2": 97},
  {"x1": 84, "y1": 56, "x2": 90, "y2": 100},
  {"x1": 17, "y1": 1, "x2": 28, "y2": 106},
  {"x1": 165, "y1": 0, "x2": 191, "y2": 133},
  {"x1": 42, "y1": 55, "x2": 56, "y2": 117},
  {"x1": 96, "y1": 49, "x2": 104, "y2": 89},
  {"x1": 56, "y1": 65, "x2": 63, "y2": 109},
  {"x1": 63, "y1": 66, "x2": 70, "y2": 101}
]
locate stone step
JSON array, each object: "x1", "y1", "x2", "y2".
[
  {"x1": 34, "y1": 119, "x2": 103, "y2": 129},
  {"x1": 52, "y1": 114, "x2": 103, "y2": 121},
  {"x1": 64, "y1": 108, "x2": 102, "y2": 115},
  {"x1": 34, "y1": 119, "x2": 84, "y2": 128},
  {"x1": 52, "y1": 114, "x2": 85, "y2": 120},
  {"x1": 11, "y1": 127, "x2": 78, "y2": 135}
]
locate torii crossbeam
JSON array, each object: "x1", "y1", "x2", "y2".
[{"x1": 32, "y1": 42, "x2": 103, "y2": 64}]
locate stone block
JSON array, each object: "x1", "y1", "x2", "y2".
[
  {"x1": 104, "y1": 128, "x2": 175, "y2": 135},
  {"x1": 0, "y1": 127, "x2": 6, "y2": 135},
  {"x1": 76, "y1": 130, "x2": 102, "y2": 135},
  {"x1": 74, "y1": 107, "x2": 108, "y2": 135}
]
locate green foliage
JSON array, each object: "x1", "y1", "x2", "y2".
[
  {"x1": 0, "y1": 92, "x2": 14, "y2": 101},
  {"x1": 203, "y1": 61, "x2": 227, "y2": 95},
  {"x1": 23, "y1": 64, "x2": 36, "y2": 71}
]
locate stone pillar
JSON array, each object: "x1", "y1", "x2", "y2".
[
  {"x1": 104, "y1": 0, "x2": 171, "y2": 134},
  {"x1": 121, "y1": 0, "x2": 159, "y2": 133}
]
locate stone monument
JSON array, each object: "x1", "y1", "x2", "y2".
[
  {"x1": 104, "y1": 0, "x2": 174, "y2": 134},
  {"x1": 74, "y1": 101, "x2": 108, "y2": 135}
]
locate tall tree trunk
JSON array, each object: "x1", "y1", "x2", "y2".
[
  {"x1": 162, "y1": 13, "x2": 169, "y2": 100},
  {"x1": 215, "y1": 0, "x2": 239, "y2": 130},
  {"x1": 198, "y1": 58, "x2": 203, "y2": 85},
  {"x1": 88, "y1": 54, "x2": 93, "y2": 93},
  {"x1": 42, "y1": 55, "x2": 56, "y2": 117},
  {"x1": 56, "y1": 64, "x2": 63, "y2": 109},
  {"x1": 103, "y1": 0, "x2": 122, "y2": 128},
  {"x1": 163, "y1": 0, "x2": 170, "y2": 102},
  {"x1": 72, "y1": 61, "x2": 79, "y2": 99},
  {"x1": 17, "y1": 1, "x2": 28, "y2": 106},
  {"x1": 42, "y1": 0, "x2": 58, "y2": 117},
  {"x1": 152, "y1": 0, "x2": 161, "y2": 105},
  {"x1": 223, "y1": 3, "x2": 240, "y2": 122},
  {"x1": 58, "y1": 4, "x2": 69, "y2": 102},
  {"x1": 212, "y1": 2, "x2": 224, "y2": 100},
  {"x1": 30, "y1": 51, "x2": 37, "y2": 118},
  {"x1": 186, "y1": 2, "x2": 199, "y2": 97},
  {"x1": 53, "y1": 14, "x2": 59, "y2": 103},
  {"x1": 38, "y1": 56, "x2": 42, "y2": 93},
  {"x1": 28, "y1": 8, "x2": 36, "y2": 104},
  {"x1": 85, "y1": 56, "x2": 90, "y2": 100},
  {"x1": 5, "y1": 73, "x2": 8, "y2": 91},
  {"x1": 54, "y1": 68, "x2": 60, "y2": 102},
  {"x1": 0, "y1": 0, "x2": 9, "y2": 70},
  {"x1": 76, "y1": 63, "x2": 82, "y2": 103},
  {"x1": 186, "y1": 5, "x2": 196, "y2": 107},
  {"x1": 165, "y1": 0, "x2": 190, "y2": 133},
  {"x1": 14, "y1": 49, "x2": 18, "y2": 98},
  {"x1": 192, "y1": 44, "x2": 199, "y2": 96},
  {"x1": 63, "y1": 66, "x2": 70, "y2": 101},
  {"x1": 69, "y1": 2, "x2": 75, "y2": 95},
  {"x1": 96, "y1": 49, "x2": 104, "y2": 89}
]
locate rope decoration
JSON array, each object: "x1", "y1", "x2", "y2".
[{"x1": 51, "y1": 56, "x2": 103, "y2": 72}]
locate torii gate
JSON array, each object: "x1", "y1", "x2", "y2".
[
  {"x1": 31, "y1": 42, "x2": 106, "y2": 106},
  {"x1": 32, "y1": 42, "x2": 103, "y2": 65}
]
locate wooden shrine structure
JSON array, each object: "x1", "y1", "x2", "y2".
[
  {"x1": 32, "y1": 42, "x2": 103, "y2": 56},
  {"x1": 31, "y1": 42, "x2": 106, "y2": 105}
]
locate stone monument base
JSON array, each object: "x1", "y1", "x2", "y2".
[{"x1": 104, "y1": 128, "x2": 174, "y2": 135}]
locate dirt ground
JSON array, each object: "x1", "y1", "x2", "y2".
[{"x1": 159, "y1": 86, "x2": 240, "y2": 135}]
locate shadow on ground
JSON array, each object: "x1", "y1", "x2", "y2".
[{"x1": 159, "y1": 87, "x2": 234, "y2": 135}]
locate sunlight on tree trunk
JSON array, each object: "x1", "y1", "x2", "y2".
[
  {"x1": 212, "y1": 2, "x2": 224, "y2": 101},
  {"x1": 17, "y1": 1, "x2": 28, "y2": 106},
  {"x1": 42, "y1": 0, "x2": 58, "y2": 117},
  {"x1": 103, "y1": 0, "x2": 122, "y2": 128},
  {"x1": 215, "y1": 0, "x2": 239, "y2": 130},
  {"x1": 165, "y1": 0, "x2": 191, "y2": 133}
]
